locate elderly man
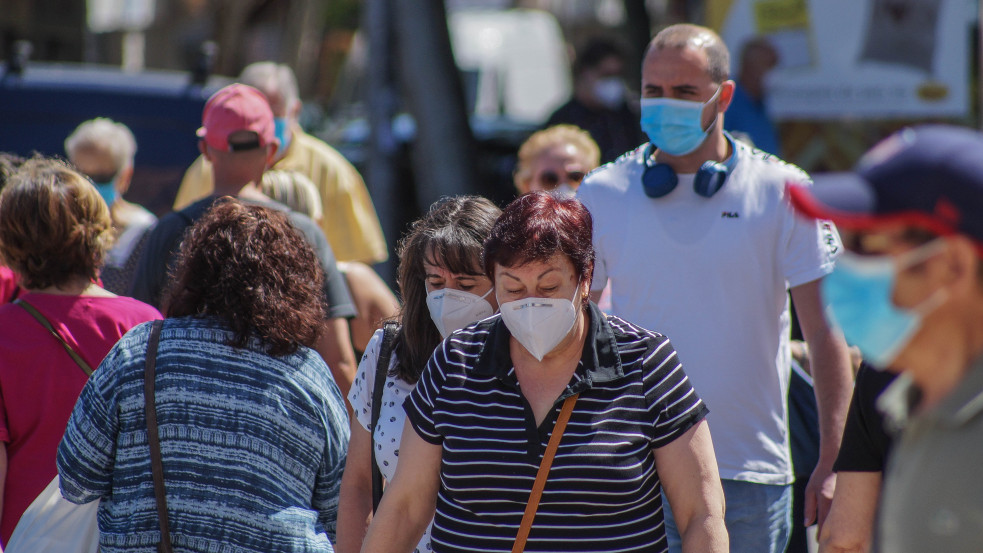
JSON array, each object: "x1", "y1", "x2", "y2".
[
  {"x1": 789, "y1": 124, "x2": 983, "y2": 553},
  {"x1": 576, "y1": 23, "x2": 854, "y2": 553},
  {"x1": 65, "y1": 118, "x2": 157, "y2": 295},
  {"x1": 173, "y1": 62, "x2": 388, "y2": 265},
  {"x1": 131, "y1": 84, "x2": 358, "y2": 398}
]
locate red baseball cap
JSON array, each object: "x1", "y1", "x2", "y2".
[{"x1": 196, "y1": 84, "x2": 277, "y2": 152}]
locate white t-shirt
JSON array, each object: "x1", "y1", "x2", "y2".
[
  {"x1": 577, "y1": 141, "x2": 840, "y2": 484},
  {"x1": 349, "y1": 328, "x2": 432, "y2": 552}
]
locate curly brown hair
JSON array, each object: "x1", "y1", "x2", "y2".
[
  {"x1": 0, "y1": 156, "x2": 113, "y2": 290},
  {"x1": 162, "y1": 199, "x2": 326, "y2": 356}
]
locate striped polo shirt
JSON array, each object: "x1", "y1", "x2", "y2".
[{"x1": 404, "y1": 302, "x2": 708, "y2": 553}]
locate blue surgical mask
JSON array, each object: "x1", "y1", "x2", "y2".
[
  {"x1": 274, "y1": 117, "x2": 292, "y2": 152},
  {"x1": 822, "y1": 241, "x2": 948, "y2": 368},
  {"x1": 93, "y1": 179, "x2": 119, "y2": 208},
  {"x1": 640, "y1": 86, "x2": 721, "y2": 156}
]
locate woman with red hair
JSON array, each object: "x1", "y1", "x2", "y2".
[{"x1": 360, "y1": 192, "x2": 728, "y2": 552}]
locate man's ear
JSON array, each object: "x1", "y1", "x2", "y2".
[
  {"x1": 718, "y1": 80, "x2": 736, "y2": 113},
  {"x1": 198, "y1": 139, "x2": 212, "y2": 161},
  {"x1": 117, "y1": 165, "x2": 135, "y2": 194},
  {"x1": 944, "y1": 236, "x2": 980, "y2": 295},
  {"x1": 265, "y1": 143, "x2": 279, "y2": 168},
  {"x1": 290, "y1": 100, "x2": 302, "y2": 121}
]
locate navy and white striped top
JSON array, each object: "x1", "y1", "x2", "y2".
[
  {"x1": 57, "y1": 317, "x2": 350, "y2": 553},
  {"x1": 404, "y1": 302, "x2": 708, "y2": 553}
]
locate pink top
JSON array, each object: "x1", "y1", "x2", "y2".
[
  {"x1": 0, "y1": 292, "x2": 161, "y2": 544},
  {"x1": 0, "y1": 267, "x2": 18, "y2": 305}
]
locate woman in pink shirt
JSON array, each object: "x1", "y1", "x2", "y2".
[{"x1": 0, "y1": 157, "x2": 161, "y2": 545}]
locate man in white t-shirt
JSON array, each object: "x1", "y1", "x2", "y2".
[{"x1": 577, "y1": 23, "x2": 853, "y2": 553}]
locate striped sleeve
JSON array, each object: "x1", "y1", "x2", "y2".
[
  {"x1": 641, "y1": 335, "x2": 709, "y2": 449},
  {"x1": 403, "y1": 341, "x2": 449, "y2": 445}
]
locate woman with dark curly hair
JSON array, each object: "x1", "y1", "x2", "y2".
[
  {"x1": 0, "y1": 157, "x2": 161, "y2": 545},
  {"x1": 57, "y1": 199, "x2": 350, "y2": 553}
]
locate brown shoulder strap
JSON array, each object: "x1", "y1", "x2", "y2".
[
  {"x1": 144, "y1": 320, "x2": 173, "y2": 553},
  {"x1": 14, "y1": 298, "x2": 94, "y2": 376},
  {"x1": 512, "y1": 393, "x2": 579, "y2": 553}
]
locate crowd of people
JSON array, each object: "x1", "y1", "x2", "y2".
[{"x1": 0, "y1": 19, "x2": 981, "y2": 553}]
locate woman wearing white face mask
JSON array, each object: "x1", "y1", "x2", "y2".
[
  {"x1": 359, "y1": 192, "x2": 728, "y2": 553},
  {"x1": 336, "y1": 196, "x2": 501, "y2": 553}
]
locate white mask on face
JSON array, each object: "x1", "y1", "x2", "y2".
[
  {"x1": 497, "y1": 283, "x2": 581, "y2": 362},
  {"x1": 593, "y1": 77, "x2": 625, "y2": 109},
  {"x1": 427, "y1": 287, "x2": 495, "y2": 338}
]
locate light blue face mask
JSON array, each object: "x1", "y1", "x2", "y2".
[
  {"x1": 822, "y1": 241, "x2": 947, "y2": 368},
  {"x1": 274, "y1": 117, "x2": 292, "y2": 152},
  {"x1": 93, "y1": 179, "x2": 119, "y2": 208},
  {"x1": 640, "y1": 86, "x2": 721, "y2": 156}
]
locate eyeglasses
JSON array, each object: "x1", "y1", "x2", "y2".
[{"x1": 536, "y1": 169, "x2": 586, "y2": 187}]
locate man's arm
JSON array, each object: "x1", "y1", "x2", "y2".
[
  {"x1": 790, "y1": 278, "x2": 854, "y2": 533},
  {"x1": 818, "y1": 471, "x2": 881, "y2": 553},
  {"x1": 317, "y1": 317, "x2": 357, "y2": 403}
]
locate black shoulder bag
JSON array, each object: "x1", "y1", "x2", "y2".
[{"x1": 371, "y1": 321, "x2": 400, "y2": 512}]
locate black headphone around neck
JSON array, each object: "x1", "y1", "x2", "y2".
[{"x1": 641, "y1": 134, "x2": 738, "y2": 199}]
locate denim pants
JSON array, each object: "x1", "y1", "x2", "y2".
[{"x1": 663, "y1": 479, "x2": 792, "y2": 553}]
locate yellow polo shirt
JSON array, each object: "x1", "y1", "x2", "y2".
[{"x1": 173, "y1": 130, "x2": 388, "y2": 264}]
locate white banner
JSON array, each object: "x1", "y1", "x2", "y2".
[{"x1": 718, "y1": 0, "x2": 976, "y2": 119}]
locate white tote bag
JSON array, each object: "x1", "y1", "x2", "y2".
[{"x1": 5, "y1": 475, "x2": 99, "y2": 553}]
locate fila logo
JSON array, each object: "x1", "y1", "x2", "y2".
[{"x1": 721, "y1": 211, "x2": 740, "y2": 218}]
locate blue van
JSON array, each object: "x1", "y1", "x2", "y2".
[{"x1": 0, "y1": 60, "x2": 227, "y2": 214}]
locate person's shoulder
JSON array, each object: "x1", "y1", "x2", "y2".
[
  {"x1": 97, "y1": 295, "x2": 163, "y2": 320},
  {"x1": 605, "y1": 313, "x2": 670, "y2": 347},
  {"x1": 580, "y1": 145, "x2": 647, "y2": 191},
  {"x1": 293, "y1": 130, "x2": 352, "y2": 163},
  {"x1": 734, "y1": 139, "x2": 810, "y2": 184}
]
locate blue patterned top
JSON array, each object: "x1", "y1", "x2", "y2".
[{"x1": 57, "y1": 317, "x2": 350, "y2": 553}]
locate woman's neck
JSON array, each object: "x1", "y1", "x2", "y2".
[{"x1": 29, "y1": 278, "x2": 114, "y2": 297}]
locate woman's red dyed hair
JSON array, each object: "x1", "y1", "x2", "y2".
[{"x1": 483, "y1": 192, "x2": 594, "y2": 295}]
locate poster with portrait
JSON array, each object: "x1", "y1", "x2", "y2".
[{"x1": 709, "y1": 0, "x2": 976, "y2": 119}]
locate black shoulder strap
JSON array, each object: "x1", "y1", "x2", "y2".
[
  {"x1": 14, "y1": 298, "x2": 94, "y2": 376},
  {"x1": 371, "y1": 321, "x2": 400, "y2": 512},
  {"x1": 144, "y1": 320, "x2": 173, "y2": 553}
]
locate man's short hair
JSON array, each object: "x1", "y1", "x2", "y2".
[
  {"x1": 648, "y1": 23, "x2": 731, "y2": 84},
  {"x1": 239, "y1": 62, "x2": 300, "y2": 111},
  {"x1": 64, "y1": 118, "x2": 137, "y2": 172}
]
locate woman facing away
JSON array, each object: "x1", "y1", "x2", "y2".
[
  {"x1": 57, "y1": 199, "x2": 350, "y2": 553},
  {"x1": 336, "y1": 195, "x2": 502, "y2": 553},
  {"x1": 360, "y1": 192, "x2": 728, "y2": 553},
  {"x1": 0, "y1": 157, "x2": 161, "y2": 545}
]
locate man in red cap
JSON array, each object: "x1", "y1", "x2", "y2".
[
  {"x1": 131, "y1": 83, "x2": 358, "y2": 398},
  {"x1": 788, "y1": 124, "x2": 983, "y2": 552}
]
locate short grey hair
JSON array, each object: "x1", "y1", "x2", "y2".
[
  {"x1": 239, "y1": 62, "x2": 300, "y2": 110},
  {"x1": 647, "y1": 24, "x2": 731, "y2": 84},
  {"x1": 64, "y1": 118, "x2": 137, "y2": 171}
]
